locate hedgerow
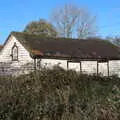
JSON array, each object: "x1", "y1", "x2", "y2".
[{"x1": 0, "y1": 67, "x2": 119, "y2": 120}]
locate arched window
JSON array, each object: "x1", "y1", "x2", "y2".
[{"x1": 11, "y1": 43, "x2": 18, "y2": 61}]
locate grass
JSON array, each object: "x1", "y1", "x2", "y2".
[{"x1": 0, "y1": 67, "x2": 120, "y2": 120}]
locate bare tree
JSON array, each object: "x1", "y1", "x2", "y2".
[
  {"x1": 107, "y1": 36, "x2": 120, "y2": 46},
  {"x1": 77, "y1": 9, "x2": 97, "y2": 39},
  {"x1": 51, "y1": 4, "x2": 80, "y2": 38},
  {"x1": 113, "y1": 37, "x2": 120, "y2": 46},
  {"x1": 51, "y1": 4, "x2": 97, "y2": 39}
]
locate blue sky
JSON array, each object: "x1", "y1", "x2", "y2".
[{"x1": 0, "y1": 0, "x2": 120, "y2": 43}]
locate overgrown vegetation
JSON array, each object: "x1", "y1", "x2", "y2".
[{"x1": 0, "y1": 67, "x2": 120, "y2": 120}]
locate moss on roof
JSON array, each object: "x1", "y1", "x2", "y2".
[{"x1": 11, "y1": 31, "x2": 120, "y2": 59}]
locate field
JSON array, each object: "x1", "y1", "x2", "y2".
[{"x1": 0, "y1": 67, "x2": 120, "y2": 120}]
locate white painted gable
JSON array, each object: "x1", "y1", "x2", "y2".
[{"x1": 0, "y1": 35, "x2": 33, "y2": 64}]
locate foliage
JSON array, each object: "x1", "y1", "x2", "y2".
[
  {"x1": 24, "y1": 19, "x2": 58, "y2": 37},
  {"x1": 0, "y1": 68, "x2": 120, "y2": 120}
]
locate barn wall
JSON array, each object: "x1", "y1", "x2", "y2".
[
  {"x1": 81, "y1": 61, "x2": 97, "y2": 74},
  {"x1": 67, "y1": 60, "x2": 120, "y2": 77},
  {"x1": 40, "y1": 59, "x2": 68, "y2": 70},
  {"x1": 68, "y1": 62, "x2": 80, "y2": 72},
  {"x1": 98, "y1": 62, "x2": 108, "y2": 76},
  {"x1": 109, "y1": 60, "x2": 120, "y2": 77},
  {"x1": 68, "y1": 61, "x2": 97, "y2": 74},
  {"x1": 68, "y1": 61, "x2": 97, "y2": 75}
]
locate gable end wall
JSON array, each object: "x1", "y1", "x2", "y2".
[{"x1": 0, "y1": 35, "x2": 33, "y2": 66}]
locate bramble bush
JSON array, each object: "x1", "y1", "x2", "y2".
[{"x1": 0, "y1": 67, "x2": 120, "y2": 120}]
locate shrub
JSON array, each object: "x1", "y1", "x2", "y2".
[{"x1": 0, "y1": 68, "x2": 119, "y2": 120}]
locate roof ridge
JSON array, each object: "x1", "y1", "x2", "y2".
[{"x1": 11, "y1": 31, "x2": 108, "y2": 42}]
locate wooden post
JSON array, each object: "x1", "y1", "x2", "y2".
[
  {"x1": 67, "y1": 61, "x2": 69, "y2": 70},
  {"x1": 107, "y1": 60, "x2": 109, "y2": 77},
  {"x1": 97, "y1": 60, "x2": 99, "y2": 75},
  {"x1": 34, "y1": 58, "x2": 36, "y2": 70},
  {"x1": 37, "y1": 59, "x2": 41, "y2": 70},
  {"x1": 39, "y1": 59, "x2": 42, "y2": 70},
  {"x1": 80, "y1": 61, "x2": 82, "y2": 73}
]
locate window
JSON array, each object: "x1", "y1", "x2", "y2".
[{"x1": 11, "y1": 43, "x2": 18, "y2": 61}]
